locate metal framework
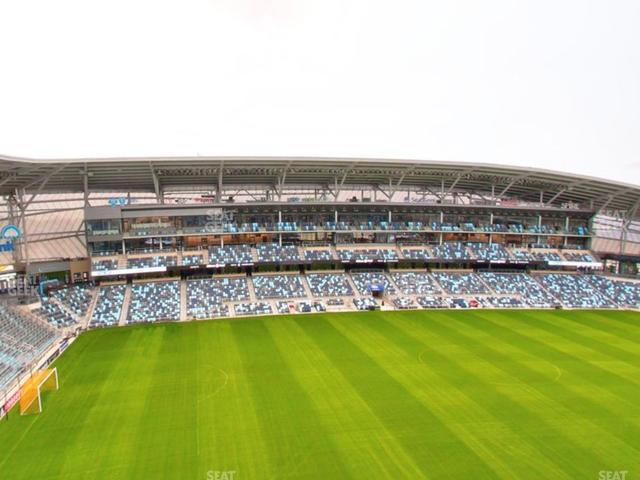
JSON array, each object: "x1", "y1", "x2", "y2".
[
  {"x1": 0, "y1": 155, "x2": 638, "y2": 216},
  {"x1": 1, "y1": 155, "x2": 639, "y2": 265}
]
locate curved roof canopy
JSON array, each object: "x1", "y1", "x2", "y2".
[{"x1": 1, "y1": 155, "x2": 639, "y2": 217}]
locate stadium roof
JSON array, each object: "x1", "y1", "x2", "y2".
[{"x1": 1, "y1": 155, "x2": 639, "y2": 217}]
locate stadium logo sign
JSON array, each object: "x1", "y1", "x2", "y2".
[
  {"x1": 599, "y1": 471, "x2": 629, "y2": 480},
  {"x1": 206, "y1": 470, "x2": 236, "y2": 480},
  {"x1": 108, "y1": 196, "x2": 129, "y2": 207},
  {"x1": 0, "y1": 224, "x2": 21, "y2": 252}
]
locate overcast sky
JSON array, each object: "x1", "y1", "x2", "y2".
[{"x1": 1, "y1": 0, "x2": 639, "y2": 184}]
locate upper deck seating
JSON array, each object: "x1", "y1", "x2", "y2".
[
  {"x1": 303, "y1": 248, "x2": 334, "y2": 262},
  {"x1": 337, "y1": 248, "x2": 398, "y2": 263},
  {"x1": 431, "y1": 242, "x2": 472, "y2": 261},
  {"x1": 532, "y1": 251, "x2": 562, "y2": 262},
  {"x1": 563, "y1": 251, "x2": 596, "y2": 262},
  {"x1": 182, "y1": 254, "x2": 205, "y2": 266},
  {"x1": 391, "y1": 272, "x2": 441, "y2": 295},
  {"x1": 127, "y1": 255, "x2": 177, "y2": 270},
  {"x1": 466, "y1": 243, "x2": 511, "y2": 262},
  {"x1": 127, "y1": 281, "x2": 181, "y2": 323},
  {"x1": 511, "y1": 249, "x2": 536, "y2": 262},
  {"x1": 401, "y1": 248, "x2": 431, "y2": 261},
  {"x1": 208, "y1": 245, "x2": 253, "y2": 266},
  {"x1": 92, "y1": 259, "x2": 118, "y2": 271},
  {"x1": 256, "y1": 244, "x2": 300, "y2": 263},
  {"x1": 306, "y1": 273, "x2": 354, "y2": 297}
]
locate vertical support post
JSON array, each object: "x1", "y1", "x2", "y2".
[{"x1": 17, "y1": 189, "x2": 30, "y2": 266}]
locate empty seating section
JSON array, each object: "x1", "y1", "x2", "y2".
[
  {"x1": 38, "y1": 299, "x2": 76, "y2": 328},
  {"x1": 253, "y1": 275, "x2": 306, "y2": 299},
  {"x1": 304, "y1": 248, "x2": 333, "y2": 262},
  {"x1": 475, "y1": 296, "x2": 523, "y2": 308},
  {"x1": 297, "y1": 300, "x2": 326, "y2": 313},
  {"x1": 391, "y1": 272, "x2": 440, "y2": 295},
  {"x1": 432, "y1": 272, "x2": 490, "y2": 295},
  {"x1": 51, "y1": 284, "x2": 93, "y2": 317},
  {"x1": 182, "y1": 254, "x2": 205, "y2": 266},
  {"x1": 416, "y1": 296, "x2": 449, "y2": 308},
  {"x1": 91, "y1": 284, "x2": 126, "y2": 326},
  {"x1": 351, "y1": 272, "x2": 396, "y2": 295},
  {"x1": 563, "y1": 251, "x2": 596, "y2": 262},
  {"x1": 467, "y1": 243, "x2": 511, "y2": 262},
  {"x1": 92, "y1": 259, "x2": 118, "y2": 271},
  {"x1": 353, "y1": 297, "x2": 378, "y2": 310},
  {"x1": 276, "y1": 301, "x2": 291, "y2": 314},
  {"x1": 186, "y1": 277, "x2": 249, "y2": 318},
  {"x1": 532, "y1": 250, "x2": 562, "y2": 262},
  {"x1": 479, "y1": 273, "x2": 556, "y2": 307},
  {"x1": 306, "y1": 273, "x2": 354, "y2": 297},
  {"x1": 536, "y1": 274, "x2": 615, "y2": 308},
  {"x1": 431, "y1": 242, "x2": 472, "y2": 261},
  {"x1": 393, "y1": 297, "x2": 416, "y2": 309},
  {"x1": 401, "y1": 248, "x2": 431, "y2": 261},
  {"x1": 0, "y1": 304, "x2": 58, "y2": 388},
  {"x1": 127, "y1": 281, "x2": 181, "y2": 323},
  {"x1": 118, "y1": 220, "x2": 588, "y2": 235},
  {"x1": 256, "y1": 244, "x2": 300, "y2": 263},
  {"x1": 127, "y1": 255, "x2": 177, "y2": 269},
  {"x1": 208, "y1": 245, "x2": 253, "y2": 266},
  {"x1": 585, "y1": 276, "x2": 640, "y2": 307},
  {"x1": 234, "y1": 302, "x2": 272, "y2": 316},
  {"x1": 337, "y1": 248, "x2": 398, "y2": 263},
  {"x1": 511, "y1": 249, "x2": 536, "y2": 262}
]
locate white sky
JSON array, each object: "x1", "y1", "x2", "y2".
[{"x1": 1, "y1": 0, "x2": 639, "y2": 184}]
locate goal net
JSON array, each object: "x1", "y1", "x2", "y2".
[{"x1": 19, "y1": 368, "x2": 59, "y2": 415}]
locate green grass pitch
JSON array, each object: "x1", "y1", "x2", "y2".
[{"x1": 1, "y1": 309, "x2": 639, "y2": 479}]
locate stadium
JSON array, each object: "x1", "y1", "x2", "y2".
[{"x1": 0, "y1": 155, "x2": 639, "y2": 479}]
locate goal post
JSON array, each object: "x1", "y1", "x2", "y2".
[{"x1": 19, "y1": 368, "x2": 59, "y2": 415}]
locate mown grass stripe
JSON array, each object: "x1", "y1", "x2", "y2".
[
  {"x1": 230, "y1": 317, "x2": 351, "y2": 478},
  {"x1": 450, "y1": 311, "x2": 640, "y2": 460},
  {"x1": 297, "y1": 313, "x2": 504, "y2": 479},
  {"x1": 266, "y1": 317, "x2": 427, "y2": 479},
  {"x1": 335, "y1": 311, "x2": 580, "y2": 479}
]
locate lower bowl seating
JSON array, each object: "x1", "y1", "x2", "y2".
[
  {"x1": 306, "y1": 273, "x2": 353, "y2": 297},
  {"x1": 432, "y1": 272, "x2": 490, "y2": 295},
  {"x1": 127, "y1": 281, "x2": 181, "y2": 323},
  {"x1": 234, "y1": 302, "x2": 272, "y2": 316},
  {"x1": 253, "y1": 275, "x2": 306, "y2": 299},
  {"x1": 91, "y1": 284, "x2": 126, "y2": 326}
]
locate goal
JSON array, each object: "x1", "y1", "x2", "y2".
[{"x1": 19, "y1": 368, "x2": 59, "y2": 415}]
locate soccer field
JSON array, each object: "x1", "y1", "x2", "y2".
[{"x1": 1, "y1": 309, "x2": 639, "y2": 480}]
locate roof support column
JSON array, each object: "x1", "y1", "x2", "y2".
[
  {"x1": 17, "y1": 188, "x2": 29, "y2": 266},
  {"x1": 216, "y1": 162, "x2": 224, "y2": 203}
]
